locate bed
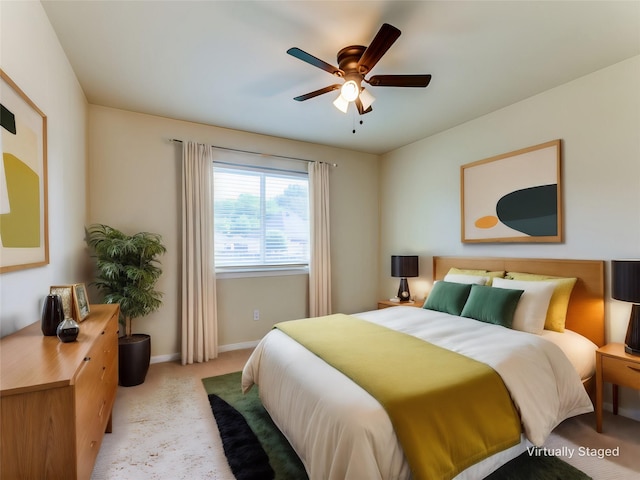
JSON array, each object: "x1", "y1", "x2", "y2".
[{"x1": 242, "y1": 257, "x2": 605, "y2": 480}]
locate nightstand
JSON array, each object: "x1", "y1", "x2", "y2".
[
  {"x1": 595, "y1": 343, "x2": 640, "y2": 432},
  {"x1": 377, "y1": 299, "x2": 424, "y2": 309}
]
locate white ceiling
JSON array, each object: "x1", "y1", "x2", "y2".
[{"x1": 41, "y1": 1, "x2": 640, "y2": 155}]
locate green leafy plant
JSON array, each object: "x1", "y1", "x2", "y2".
[{"x1": 85, "y1": 224, "x2": 167, "y2": 337}]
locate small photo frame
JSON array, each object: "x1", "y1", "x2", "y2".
[
  {"x1": 50, "y1": 285, "x2": 74, "y2": 319},
  {"x1": 50, "y1": 283, "x2": 90, "y2": 322},
  {"x1": 73, "y1": 283, "x2": 90, "y2": 322}
]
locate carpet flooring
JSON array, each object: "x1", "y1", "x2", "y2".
[{"x1": 203, "y1": 371, "x2": 591, "y2": 480}]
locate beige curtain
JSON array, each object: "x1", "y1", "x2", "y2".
[
  {"x1": 309, "y1": 162, "x2": 332, "y2": 316},
  {"x1": 181, "y1": 141, "x2": 217, "y2": 364}
]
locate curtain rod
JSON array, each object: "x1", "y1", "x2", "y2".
[{"x1": 169, "y1": 138, "x2": 337, "y2": 167}]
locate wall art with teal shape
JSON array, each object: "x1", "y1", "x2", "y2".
[
  {"x1": 0, "y1": 70, "x2": 49, "y2": 273},
  {"x1": 461, "y1": 140, "x2": 562, "y2": 243}
]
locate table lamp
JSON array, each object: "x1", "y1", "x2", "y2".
[
  {"x1": 612, "y1": 260, "x2": 640, "y2": 355},
  {"x1": 391, "y1": 255, "x2": 418, "y2": 302}
]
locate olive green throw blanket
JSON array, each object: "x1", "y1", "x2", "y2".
[{"x1": 275, "y1": 314, "x2": 521, "y2": 480}]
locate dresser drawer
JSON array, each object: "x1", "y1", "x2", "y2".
[
  {"x1": 76, "y1": 313, "x2": 119, "y2": 471},
  {"x1": 602, "y1": 355, "x2": 640, "y2": 389},
  {"x1": 76, "y1": 353, "x2": 106, "y2": 437}
]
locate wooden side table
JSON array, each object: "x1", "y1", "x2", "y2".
[
  {"x1": 378, "y1": 299, "x2": 424, "y2": 309},
  {"x1": 595, "y1": 342, "x2": 640, "y2": 432}
]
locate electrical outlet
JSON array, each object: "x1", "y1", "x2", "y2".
[{"x1": 253, "y1": 309, "x2": 260, "y2": 321}]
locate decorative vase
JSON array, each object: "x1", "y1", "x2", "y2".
[
  {"x1": 57, "y1": 317, "x2": 80, "y2": 343},
  {"x1": 41, "y1": 294, "x2": 64, "y2": 336}
]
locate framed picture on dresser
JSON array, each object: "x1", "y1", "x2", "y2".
[
  {"x1": 50, "y1": 283, "x2": 90, "y2": 322},
  {"x1": 50, "y1": 285, "x2": 74, "y2": 319},
  {"x1": 73, "y1": 283, "x2": 90, "y2": 322}
]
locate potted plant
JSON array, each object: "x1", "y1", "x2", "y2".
[{"x1": 85, "y1": 223, "x2": 166, "y2": 386}]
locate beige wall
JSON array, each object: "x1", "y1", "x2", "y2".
[
  {"x1": 87, "y1": 106, "x2": 379, "y2": 357},
  {"x1": 379, "y1": 56, "x2": 640, "y2": 418},
  {"x1": 0, "y1": 2, "x2": 88, "y2": 336}
]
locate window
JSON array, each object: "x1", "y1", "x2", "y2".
[{"x1": 213, "y1": 164, "x2": 309, "y2": 271}]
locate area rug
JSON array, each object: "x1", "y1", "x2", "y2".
[
  {"x1": 203, "y1": 372, "x2": 591, "y2": 480},
  {"x1": 203, "y1": 372, "x2": 307, "y2": 480}
]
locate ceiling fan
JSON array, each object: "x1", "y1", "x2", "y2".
[{"x1": 287, "y1": 23, "x2": 431, "y2": 115}]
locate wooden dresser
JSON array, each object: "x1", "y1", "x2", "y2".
[{"x1": 1, "y1": 304, "x2": 119, "y2": 480}]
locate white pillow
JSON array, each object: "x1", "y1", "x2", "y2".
[
  {"x1": 492, "y1": 278, "x2": 555, "y2": 334},
  {"x1": 444, "y1": 273, "x2": 488, "y2": 285}
]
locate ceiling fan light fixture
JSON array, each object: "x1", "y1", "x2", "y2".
[
  {"x1": 359, "y1": 88, "x2": 375, "y2": 110},
  {"x1": 333, "y1": 94, "x2": 349, "y2": 113},
  {"x1": 340, "y1": 80, "x2": 359, "y2": 102}
]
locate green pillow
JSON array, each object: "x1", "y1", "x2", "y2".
[
  {"x1": 461, "y1": 284, "x2": 524, "y2": 328},
  {"x1": 423, "y1": 281, "x2": 472, "y2": 316}
]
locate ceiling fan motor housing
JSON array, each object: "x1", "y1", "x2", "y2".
[{"x1": 337, "y1": 45, "x2": 367, "y2": 74}]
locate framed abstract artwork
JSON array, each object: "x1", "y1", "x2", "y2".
[
  {"x1": 0, "y1": 69, "x2": 49, "y2": 273},
  {"x1": 461, "y1": 140, "x2": 562, "y2": 243}
]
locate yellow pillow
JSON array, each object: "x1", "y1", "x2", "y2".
[
  {"x1": 505, "y1": 272, "x2": 577, "y2": 332},
  {"x1": 485, "y1": 271, "x2": 507, "y2": 286},
  {"x1": 447, "y1": 268, "x2": 505, "y2": 286}
]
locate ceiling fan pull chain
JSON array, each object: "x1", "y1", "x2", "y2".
[{"x1": 351, "y1": 112, "x2": 364, "y2": 134}]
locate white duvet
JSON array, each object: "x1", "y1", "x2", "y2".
[{"x1": 242, "y1": 306, "x2": 593, "y2": 480}]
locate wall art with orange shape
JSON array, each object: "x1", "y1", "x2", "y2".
[
  {"x1": 461, "y1": 140, "x2": 562, "y2": 243},
  {"x1": 0, "y1": 70, "x2": 48, "y2": 273}
]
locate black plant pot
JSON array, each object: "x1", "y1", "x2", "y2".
[{"x1": 118, "y1": 334, "x2": 151, "y2": 387}]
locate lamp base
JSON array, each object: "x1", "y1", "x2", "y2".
[
  {"x1": 624, "y1": 304, "x2": 640, "y2": 356},
  {"x1": 397, "y1": 278, "x2": 411, "y2": 302},
  {"x1": 624, "y1": 345, "x2": 640, "y2": 355}
]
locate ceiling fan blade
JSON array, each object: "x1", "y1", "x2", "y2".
[
  {"x1": 293, "y1": 84, "x2": 341, "y2": 101},
  {"x1": 366, "y1": 74, "x2": 432, "y2": 87},
  {"x1": 287, "y1": 48, "x2": 343, "y2": 77},
  {"x1": 357, "y1": 23, "x2": 401, "y2": 74},
  {"x1": 355, "y1": 97, "x2": 373, "y2": 115}
]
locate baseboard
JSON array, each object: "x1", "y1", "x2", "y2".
[
  {"x1": 150, "y1": 352, "x2": 181, "y2": 364},
  {"x1": 150, "y1": 340, "x2": 259, "y2": 364},
  {"x1": 218, "y1": 340, "x2": 260, "y2": 352},
  {"x1": 602, "y1": 401, "x2": 640, "y2": 422}
]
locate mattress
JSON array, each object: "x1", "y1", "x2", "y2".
[{"x1": 540, "y1": 328, "x2": 598, "y2": 381}]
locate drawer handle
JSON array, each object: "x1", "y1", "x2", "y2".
[
  {"x1": 84, "y1": 356, "x2": 91, "y2": 362},
  {"x1": 628, "y1": 366, "x2": 640, "y2": 374}
]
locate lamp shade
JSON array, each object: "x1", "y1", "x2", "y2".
[
  {"x1": 391, "y1": 255, "x2": 419, "y2": 278},
  {"x1": 333, "y1": 94, "x2": 349, "y2": 113},
  {"x1": 611, "y1": 260, "x2": 640, "y2": 355},
  {"x1": 612, "y1": 260, "x2": 640, "y2": 303},
  {"x1": 359, "y1": 88, "x2": 376, "y2": 110}
]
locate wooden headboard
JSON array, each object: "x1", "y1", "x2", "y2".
[{"x1": 433, "y1": 256, "x2": 605, "y2": 346}]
